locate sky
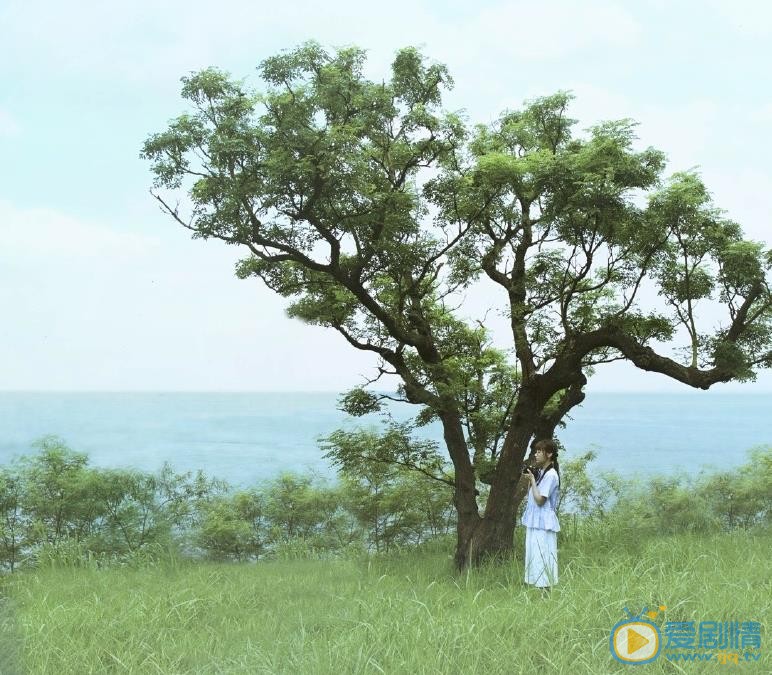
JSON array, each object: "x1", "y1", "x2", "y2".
[{"x1": 1, "y1": 0, "x2": 771, "y2": 393}]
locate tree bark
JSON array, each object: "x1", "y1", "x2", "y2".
[
  {"x1": 453, "y1": 476, "x2": 533, "y2": 569},
  {"x1": 453, "y1": 390, "x2": 540, "y2": 569}
]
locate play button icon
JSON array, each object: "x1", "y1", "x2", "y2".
[
  {"x1": 610, "y1": 621, "x2": 661, "y2": 664},
  {"x1": 626, "y1": 628, "x2": 649, "y2": 654}
]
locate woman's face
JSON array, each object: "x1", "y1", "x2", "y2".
[{"x1": 534, "y1": 447, "x2": 553, "y2": 468}]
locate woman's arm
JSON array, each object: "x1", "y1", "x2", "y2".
[{"x1": 527, "y1": 472, "x2": 548, "y2": 506}]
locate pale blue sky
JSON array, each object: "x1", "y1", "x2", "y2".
[{"x1": 1, "y1": 0, "x2": 771, "y2": 391}]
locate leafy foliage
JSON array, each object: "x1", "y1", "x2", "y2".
[
  {"x1": 321, "y1": 424, "x2": 455, "y2": 552},
  {"x1": 142, "y1": 41, "x2": 772, "y2": 465},
  {"x1": 1, "y1": 439, "x2": 770, "y2": 570},
  {"x1": 140, "y1": 45, "x2": 772, "y2": 564}
]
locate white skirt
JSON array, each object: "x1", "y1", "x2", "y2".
[{"x1": 524, "y1": 527, "x2": 558, "y2": 587}]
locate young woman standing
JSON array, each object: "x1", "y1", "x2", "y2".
[{"x1": 521, "y1": 439, "x2": 561, "y2": 590}]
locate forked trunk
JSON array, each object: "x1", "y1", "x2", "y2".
[
  {"x1": 447, "y1": 386, "x2": 544, "y2": 570},
  {"x1": 454, "y1": 473, "x2": 531, "y2": 570}
]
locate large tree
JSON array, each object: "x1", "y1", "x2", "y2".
[{"x1": 142, "y1": 43, "x2": 772, "y2": 569}]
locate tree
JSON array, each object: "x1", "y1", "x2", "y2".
[
  {"x1": 143, "y1": 43, "x2": 772, "y2": 568},
  {"x1": 322, "y1": 424, "x2": 455, "y2": 552},
  {"x1": 19, "y1": 436, "x2": 103, "y2": 547},
  {"x1": 0, "y1": 466, "x2": 29, "y2": 572},
  {"x1": 89, "y1": 464, "x2": 223, "y2": 554},
  {"x1": 262, "y1": 472, "x2": 345, "y2": 551},
  {"x1": 195, "y1": 489, "x2": 267, "y2": 561}
]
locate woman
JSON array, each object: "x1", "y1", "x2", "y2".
[{"x1": 521, "y1": 439, "x2": 560, "y2": 590}]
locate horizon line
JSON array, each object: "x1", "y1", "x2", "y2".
[{"x1": 1, "y1": 389, "x2": 770, "y2": 395}]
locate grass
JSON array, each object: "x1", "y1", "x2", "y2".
[{"x1": 0, "y1": 526, "x2": 769, "y2": 674}]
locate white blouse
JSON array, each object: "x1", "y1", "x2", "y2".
[{"x1": 521, "y1": 467, "x2": 560, "y2": 532}]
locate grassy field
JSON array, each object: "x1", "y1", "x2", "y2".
[{"x1": 0, "y1": 525, "x2": 769, "y2": 674}]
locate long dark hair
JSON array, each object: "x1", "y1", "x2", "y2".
[{"x1": 534, "y1": 438, "x2": 560, "y2": 486}]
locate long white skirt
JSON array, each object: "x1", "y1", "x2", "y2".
[{"x1": 524, "y1": 527, "x2": 558, "y2": 587}]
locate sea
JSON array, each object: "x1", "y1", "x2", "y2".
[{"x1": 0, "y1": 391, "x2": 769, "y2": 488}]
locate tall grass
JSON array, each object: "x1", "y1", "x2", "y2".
[{"x1": 1, "y1": 525, "x2": 768, "y2": 674}]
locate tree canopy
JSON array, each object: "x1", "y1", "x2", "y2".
[{"x1": 142, "y1": 42, "x2": 772, "y2": 567}]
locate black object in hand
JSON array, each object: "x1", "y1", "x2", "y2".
[{"x1": 522, "y1": 465, "x2": 536, "y2": 477}]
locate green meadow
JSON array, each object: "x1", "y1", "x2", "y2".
[{"x1": 1, "y1": 524, "x2": 768, "y2": 674}]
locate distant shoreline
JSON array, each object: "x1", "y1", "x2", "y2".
[{"x1": 1, "y1": 389, "x2": 771, "y2": 395}]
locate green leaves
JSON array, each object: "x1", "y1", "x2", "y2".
[
  {"x1": 285, "y1": 283, "x2": 359, "y2": 327},
  {"x1": 145, "y1": 42, "x2": 772, "y2": 544},
  {"x1": 719, "y1": 240, "x2": 767, "y2": 294},
  {"x1": 145, "y1": 42, "x2": 772, "y2": 390},
  {"x1": 492, "y1": 91, "x2": 576, "y2": 155},
  {"x1": 180, "y1": 67, "x2": 243, "y2": 104},
  {"x1": 320, "y1": 423, "x2": 454, "y2": 552},
  {"x1": 321, "y1": 422, "x2": 446, "y2": 482},
  {"x1": 391, "y1": 47, "x2": 453, "y2": 107},
  {"x1": 337, "y1": 388, "x2": 383, "y2": 417}
]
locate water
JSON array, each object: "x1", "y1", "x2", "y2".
[{"x1": 0, "y1": 391, "x2": 769, "y2": 487}]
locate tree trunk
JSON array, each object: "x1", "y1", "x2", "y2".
[
  {"x1": 453, "y1": 399, "x2": 538, "y2": 569},
  {"x1": 453, "y1": 478, "x2": 532, "y2": 569},
  {"x1": 445, "y1": 381, "x2": 559, "y2": 570}
]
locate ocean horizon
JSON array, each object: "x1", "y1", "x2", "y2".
[{"x1": 1, "y1": 390, "x2": 769, "y2": 488}]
